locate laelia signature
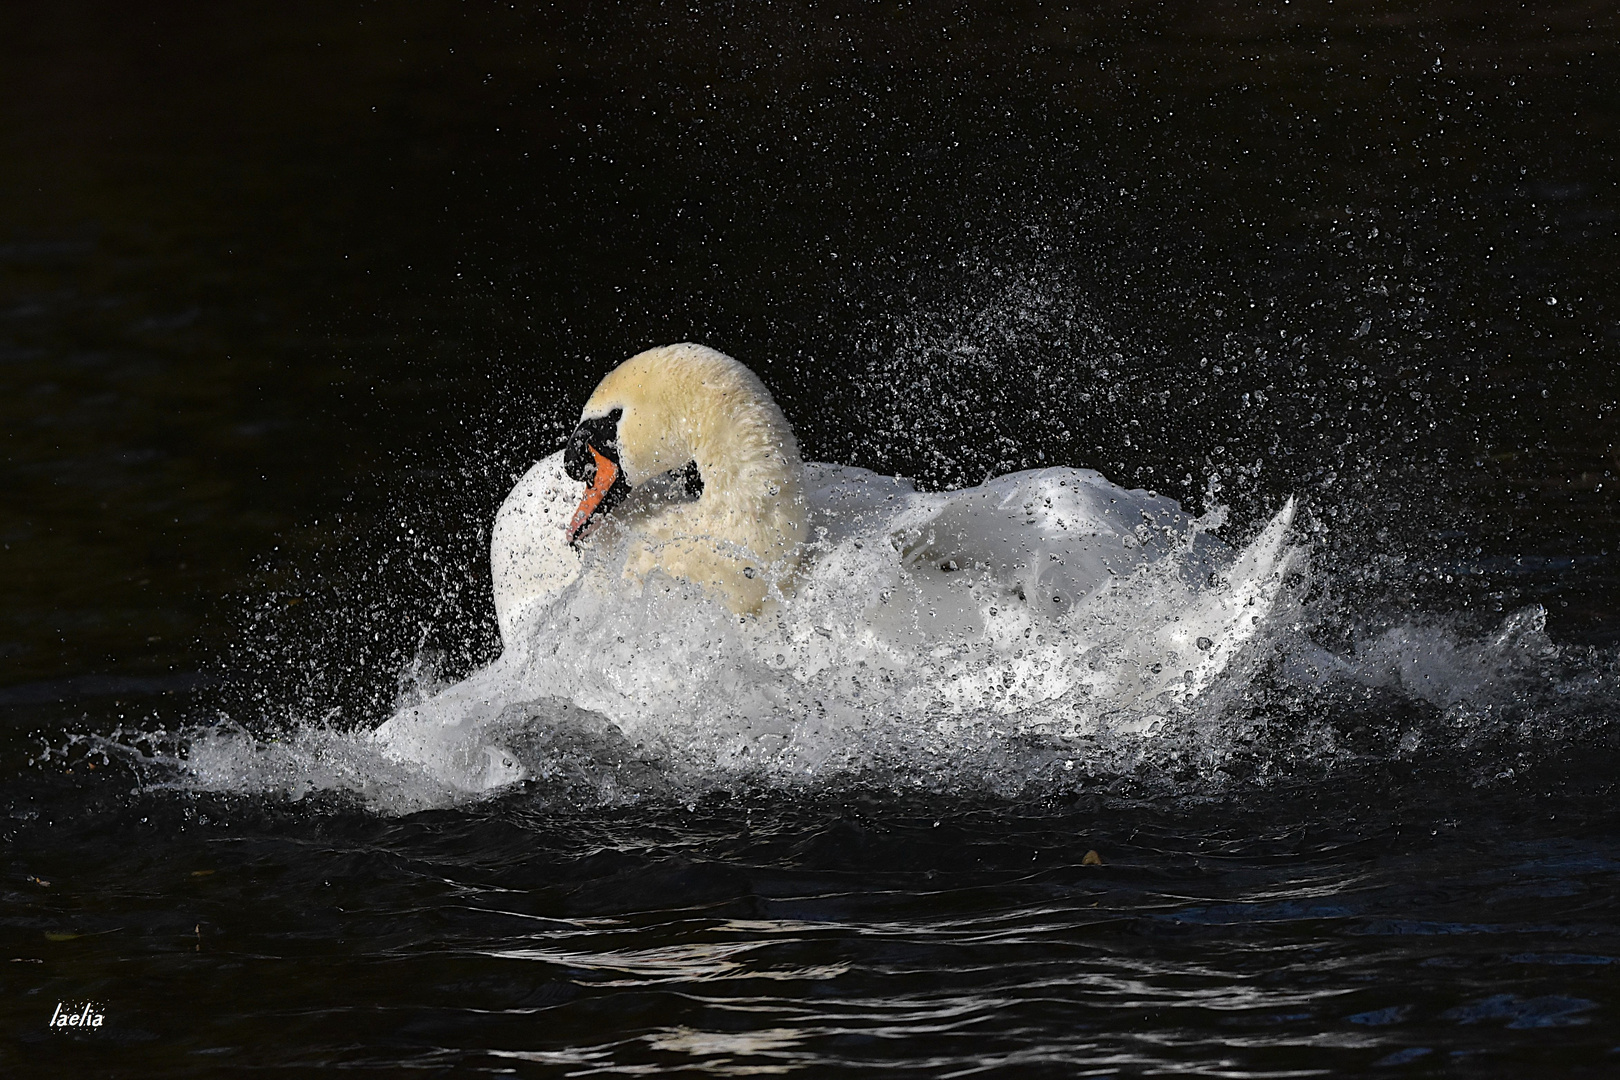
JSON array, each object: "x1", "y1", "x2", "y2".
[{"x1": 49, "y1": 1002, "x2": 105, "y2": 1029}]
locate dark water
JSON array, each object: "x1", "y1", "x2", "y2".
[{"x1": 4, "y1": 1, "x2": 1619, "y2": 1074}]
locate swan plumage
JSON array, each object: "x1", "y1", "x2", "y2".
[
  {"x1": 493, "y1": 342, "x2": 1279, "y2": 634},
  {"x1": 568, "y1": 343, "x2": 807, "y2": 614},
  {"x1": 489, "y1": 449, "x2": 583, "y2": 644},
  {"x1": 375, "y1": 342, "x2": 1298, "y2": 794}
]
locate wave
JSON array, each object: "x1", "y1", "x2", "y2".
[{"x1": 68, "y1": 509, "x2": 1619, "y2": 817}]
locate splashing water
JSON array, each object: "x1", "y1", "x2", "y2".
[{"x1": 75, "y1": 464, "x2": 1615, "y2": 818}]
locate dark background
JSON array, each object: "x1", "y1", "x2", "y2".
[
  {"x1": 2, "y1": 0, "x2": 1615, "y2": 714},
  {"x1": 6, "y1": 6, "x2": 1620, "y2": 1076}
]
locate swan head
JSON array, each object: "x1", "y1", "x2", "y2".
[
  {"x1": 561, "y1": 343, "x2": 809, "y2": 612},
  {"x1": 563, "y1": 406, "x2": 633, "y2": 545}
]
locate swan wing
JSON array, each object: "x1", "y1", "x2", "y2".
[
  {"x1": 490, "y1": 450, "x2": 582, "y2": 646},
  {"x1": 889, "y1": 467, "x2": 1218, "y2": 612},
  {"x1": 802, "y1": 462, "x2": 921, "y2": 547}
]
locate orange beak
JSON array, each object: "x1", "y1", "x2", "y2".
[{"x1": 567, "y1": 445, "x2": 621, "y2": 545}]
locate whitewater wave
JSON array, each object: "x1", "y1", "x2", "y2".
[{"x1": 67, "y1": 498, "x2": 1616, "y2": 817}]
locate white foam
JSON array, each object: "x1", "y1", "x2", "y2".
[
  {"x1": 155, "y1": 464, "x2": 1295, "y2": 810},
  {"x1": 111, "y1": 461, "x2": 1609, "y2": 815}
]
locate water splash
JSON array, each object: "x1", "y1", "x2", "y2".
[{"x1": 63, "y1": 476, "x2": 1615, "y2": 818}]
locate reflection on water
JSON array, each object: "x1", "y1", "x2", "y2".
[{"x1": 11, "y1": 769, "x2": 1620, "y2": 1073}]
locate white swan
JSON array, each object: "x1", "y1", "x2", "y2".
[
  {"x1": 490, "y1": 343, "x2": 806, "y2": 631},
  {"x1": 378, "y1": 342, "x2": 1298, "y2": 794},
  {"x1": 497, "y1": 342, "x2": 1290, "y2": 624}
]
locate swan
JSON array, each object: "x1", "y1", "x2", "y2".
[
  {"x1": 496, "y1": 342, "x2": 1290, "y2": 625},
  {"x1": 490, "y1": 343, "x2": 806, "y2": 631},
  {"x1": 378, "y1": 342, "x2": 1298, "y2": 793}
]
